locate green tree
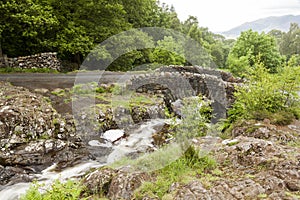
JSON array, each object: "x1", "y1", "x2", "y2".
[
  {"x1": 100, "y1": 30, "x2": 155, "y2": 71},
  {"x1": 210, "y1": 35, "x2": 234, "y2": 68},
  {"x1": 41, "y1": 0, "x2": 131, "y2": 64},
  {"x1": 118, "y1": 0, "x2": 160, "y2": 28},
  {"x1": 227, "y1": 30, "x2": 283, "y2": 76},
  {"x1": 268, "y1": 29, "x2": 284, "y2": 43},
  {"x1": 150, "y1": 36, "x2": 186, "y2": 66},
  {"x1": 0, "y1": 0, "x2": 59, "y2": 56},
  {"x1": 279, "y1": 23, "x2": 300, "y2": 58}
]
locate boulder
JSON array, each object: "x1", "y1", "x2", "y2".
[
  {"x1": 83, "y1": 166, "x2": 151, "y2": 200},
  {"x1": 0, "y1": 82, "x2": 88, "y2": 184}
]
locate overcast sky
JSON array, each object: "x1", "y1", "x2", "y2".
[{"x1": 160, "y1": 0, "x2": 300, "y2": 32}]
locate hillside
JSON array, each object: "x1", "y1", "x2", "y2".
[{"x1": 222, "y1": 15, "x2": 300, "y2": 38}]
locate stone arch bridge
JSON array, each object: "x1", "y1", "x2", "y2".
[{"x1": 126, "y1": 66, "x2": 241, "y2": 121}]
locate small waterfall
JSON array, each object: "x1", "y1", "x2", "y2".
[
  {"x1": 0, "y1": 161, "x2": 104, "y2": 200},
  {"x1": 107, "y1": 119, "x2": 165, "y2": 163}
]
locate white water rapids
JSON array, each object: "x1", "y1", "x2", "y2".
[{"x1": 0, "y1": 119, "x2": 165, "y2": 200}]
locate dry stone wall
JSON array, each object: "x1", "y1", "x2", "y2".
[{"x1": 0, "y1": 52, "x2": 61, "y2": 71}]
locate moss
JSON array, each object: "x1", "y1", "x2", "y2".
[
  {"x1": 257, "y1": 193, "x2": 268, "y2": 199},
  {"x1": 51, "y1": 88, "x2": 66, "y2": 97},
  {"x1": 285, "y1": 191, "x2": 300, "y2": 199},
  {"x1": 0, "y1": 67, "x2": 59, "y2": 73},
  {"x1": 245, "y1": 126, "x2": 259, "y2": 134},
  {"x1": 287, "y1": 140, "x2": 300, "y2": 147}
]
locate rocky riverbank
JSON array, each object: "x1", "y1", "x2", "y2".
[
  {"x1": 82, "y1": 120, "x2": 300, "y2": 200},
  {"x1": 0, "y1": 80, "x2": 167, "y2": 188},
  {"x1": 0, "y1": 82, "x2": 88, "y2": 185}
]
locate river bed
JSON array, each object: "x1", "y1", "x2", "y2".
[{"x1": 0, "y1": 119, "x2": 165, "y2": 200}]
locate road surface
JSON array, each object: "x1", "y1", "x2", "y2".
[{"x1": 0, "y1": 71, "x2": 137, "y2": 90}]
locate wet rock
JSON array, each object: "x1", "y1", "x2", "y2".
[
  {"x1": 81, "y1": 119, "x2": 299, "y2": 200},
  {"x1": 108, "y1": 170, "x2": 151, "y2": 200},
  {"x1": 285, "y1": 180, "x2": 300, "y2": 192},
  {"x1": 83, "y1": 167, "x2": 151, "y2": 200},
  {"x1": 152, "y1": 123, "x2": 173, "y2": 147},
  {"x1": 76, "y1": 100, "x2": 165, "y2": 138},
  {"x1": 83, "y1": 167, "x2": 117, "y2": 195},
  {"x1": 103, "y1": 129, "x2": 125, "y2": 143},
  {"x1": 0, "y1": 82, "x2": 88, "y2": 184},
  {"x1": 0, "y1": 165, "x2": 34, "y2": 185}
]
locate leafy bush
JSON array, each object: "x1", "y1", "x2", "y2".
[
  {"x1": 175, "y1": 96, "x2": 212, "y2": 140},
  {"x1": 227, "y1": 60, "x2": 300, "y2": 126},
  {"x1": 20, "y1": 179, "x2": 85, "y2": 200}
]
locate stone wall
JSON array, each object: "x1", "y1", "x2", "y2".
[{"x1": 0, "y1": 52, "x2": 61, "y2": 71}]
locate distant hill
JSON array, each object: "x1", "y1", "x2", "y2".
[{"x1": 222, "y1": 15, "x2": 300, "y2": 38}]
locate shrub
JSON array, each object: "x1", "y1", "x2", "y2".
[
  {"x1": 20, "y1": 179, "x2": 85, "y2": 200},
  {"x1": 227, "y1": 60, "x2": 300, "y2": 125},
  {"x1": 175, "y1": 96, "x2": 212, "y2": 140}
]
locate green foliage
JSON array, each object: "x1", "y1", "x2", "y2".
[
  {"x1": 268, "y1": 29, "x2": 284, "y2": 42},
  {"x1": 0, "y1": 0, "x2": 59, "y2": 56},
  {"x1": 111, "y1": 84, "x2": 123, "y2": 95},
  {"x1": 0, "y1": 0, "x2": 231, "y2": 71},
  {"x1": 71, "y1": 82, "x2": 97, "y2": 95},
  {"x1": 0, "y1": 67, "x2": 59, "y2": 73},
  {"x1": 51, "y1": 88, "x2": 66, "y2": 97},
  {"x1": 227, "y1": 60, "x2": 300, "y2": 125},
  {"x1": 227, "y1": 29, "x2": 283, "y2": 76},
  {"x1": 279, "y1": 23, "x2": 300, "y2": 59},
  {"x1": 21, "y1": 179, "x2": 85, "y2": 200},
  {"x1": 20, "y1": 181, "x2": 43, "y2": 200},
  {"x1": 71, "y1": 82, "x2": 117, "y2": 95},
  {"x1": 105, "y1": 30, "x2": 154, "y2": 71},
  {"x1": 117, "y1": 0, "x2": 160, "y2": 28},
  {"x1": 211, "y1": 38, "x2": 233, "y2": 68},
  {"x1": 134, "y1": 146, "x2": 217, "y2": 199},
  {"x1": 183, "y1": 146, "x2": 217, "y2": 169},
  {"x1": 175, "y1": 97, "x2": 212, "y2": 139},
  {"x1": 150, "y1": 36, "x2": 186, "y2": 65}
]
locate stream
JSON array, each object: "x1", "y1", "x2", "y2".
[{"x1": 0, "y1": 119, "x2": 165, "y2": 200}]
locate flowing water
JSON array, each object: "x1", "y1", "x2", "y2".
[{"x1": 0, "y1": 119, "x2": 165, "y2": 200}]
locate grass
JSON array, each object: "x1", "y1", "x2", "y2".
[
  {"x1": 132, "y1": 146, "x2": 218, "y2": 199},
  {"x1": 0, "y1": 67, "x2": 59, "y2": 73},
  {"x1": 287, "y1": 139, "x2": 300, "y2": 148},
  {"x1": 285, "y1": 191, "x2": 300, "y2": 199},
  {"x1": 257, "y1": 193, "x2": 268, "y2": 199},
  {"x1": 62, "y1": 82, "x2": 161, "y2": 111},
  {"x1": 51, "y1": 88, "x2": 66, "y2": 97},
  {"x1": 20, "y1": 179, "x2": 85, "y2": 200}
]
